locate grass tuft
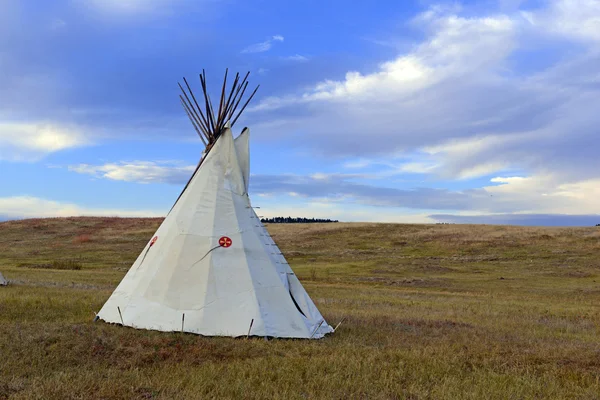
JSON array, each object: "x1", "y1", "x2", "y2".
[{"x1": 17, "y1": 260, "x2": 83, "y2": 270}]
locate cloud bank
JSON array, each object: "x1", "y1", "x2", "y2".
[
  {"x1": 0, "y1": 196, "x2": 163, "y2": 220},
  {"x1": 66, "y1": 161, "x2": 600, "y2": 220},
  {"x1": 250, "y1": 1, "x2": 600, "y2": 184}
]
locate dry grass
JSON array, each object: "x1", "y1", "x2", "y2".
[
  {"x1": 1, "y1": 218, "x2": 599, "y2": 399},
  {"x1": 17, "y1": 260, "x2": 83, "y2": 271},
  {"x1": 73, "y1": 234, "x2": 92, "y2": 244}
]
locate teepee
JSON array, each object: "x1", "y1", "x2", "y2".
[{"x1": 97, "y1": 70, "x2": 333, "y2": 339}]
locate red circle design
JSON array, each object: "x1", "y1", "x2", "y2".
[
  {"x1": 219, "y1": 236, "x2": 232, "y2": 248},
  {"x1": 150, "y1": 236, "x2": 158, "y2": 246}
]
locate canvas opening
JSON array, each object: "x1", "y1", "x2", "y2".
[
  {"x1": 289, "y1": 289, "x2": 307, "y2": 318},
  {"x1": 286, "y1": 274, "x2": 309, "y2": 318}
]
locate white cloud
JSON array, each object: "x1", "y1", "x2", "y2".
[
  {"x1": 252, "y1": 12, "x2": 516, "y2": 111},
  {"x1": 0, "y1": 122, "x2": 89, "y2": 161},
  {"x1": 523, "y1": 0, "x2": 600, "y2": 42},
  {"x1": 69, "y1": 161, "x2": 195, "y2": 184},
  {"x1": 483, "y1": 174, "x2": 600, "y2": 214},
  {"x1": 396, "y1": 162, "x2": 438, "y2": 174},
  {"x1": 80, "y1": 0, "x2": 178, "y2": 14},
  {"x1": 342, "y1": 156, "x2": 438, "y2": 176},
  {"x1": 241, "y1": 35, "x2": 285, "y2": 54},
  {"x1": 0, "y1": 196, "x2": 163, "y2": 220},
  {"x1": 282, "y1": 54, "x2": 309, "y2": 62}
]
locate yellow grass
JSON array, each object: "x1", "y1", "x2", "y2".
[{"x1": 1, "y1": 217, "x2": 599, "y2": 399}]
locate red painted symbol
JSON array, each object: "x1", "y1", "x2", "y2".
[
  {"x1": 219, "y1": 236, "x2": 232, "y2": 248},
  {"x1": 150, "y1": 236, "x2": 158, "y2": 247}
]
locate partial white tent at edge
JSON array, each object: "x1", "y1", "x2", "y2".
[
  {"x1": 0, "y1": 272, "x2": 7, "y2": 286},
  {"x1": 97, "y1": 126, "x2": 333, "y2": 339}
]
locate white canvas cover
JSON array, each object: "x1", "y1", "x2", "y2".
[
  {"x1": 0, "y1": 272, "x2": 7, "y2": 286},
  {"x1": 97, "y1": 128, "x2": 333, "y2": 339}
]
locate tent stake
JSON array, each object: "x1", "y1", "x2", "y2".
[
  {"x1": 247, "y1": 318, "x2": 254, "y2": 339},
  {"x1": 310, "y1": 319, "x2": 325, "y2": 339},
  {"x1": 334, "y1": 317, "x2": 346, "y2": 332},
  {"x1": 117, "y1": 307, "x2": 124, "y2": 325},
  {"x1": 182, "y1": 313, "x2": 185, "y2": 333}
]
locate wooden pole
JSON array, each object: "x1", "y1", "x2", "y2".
[
  {"x1": 232, "y1": 84, "x2": 260, "y2": 127},
  {"x1": 220, "y1": 72, "x2": 240, "y2": 124},
  {"x1": 247, "y1": 318, "x2": 254, "y2": 338},
  {"x1": 117, "y1": 307, "x2": 124, "y2": 325},
  {"x1": 199, "y1": 71, "x2": 216, "y2": 134},
  {"x1": 206, "y1": 92, "x2": 218, "y2": 136},
  {"x1": 309, "y1": 319, "x2": 325, "y2": 338},
  {"x1": 217, "y1": 68, "x2": 228, "y2": 130},
  {"x1": 180, "y1": 97, "x2": 208, "y2": 145},
  {"x1": 224, "y1": 72, "x2": 250, "y2": 120},
  {"x1": 334, "y1": 317, "x2": 346, "y2": 332},
  {"x1": 227, "y1": 81, "x2": 249, "y2": 122},
  {"x1": 179, "y1": 81, "x2": 210, "y2": 137}
]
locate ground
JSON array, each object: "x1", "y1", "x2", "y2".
[{"x1": 0, "y1": 217, "x2": 599, "y2": 399}]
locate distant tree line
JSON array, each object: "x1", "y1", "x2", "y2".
[
  {"x1": 260, "y1": 217, "x2": 339, "y2": 224},
  {"x1": 596, "y1": 223, "x2": 600, "y2": 227}
]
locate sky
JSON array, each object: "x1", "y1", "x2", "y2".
[{"x1": 1, "y1": 0, "x2": 599, "y2": 226}]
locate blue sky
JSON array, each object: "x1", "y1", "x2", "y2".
[{"x1": 1, "y1": 0, "x2": 599, "y2": 225}]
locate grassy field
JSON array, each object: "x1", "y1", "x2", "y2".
[{"x1": 1, "y1": 217, "x2": 599, "y2": 399}]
